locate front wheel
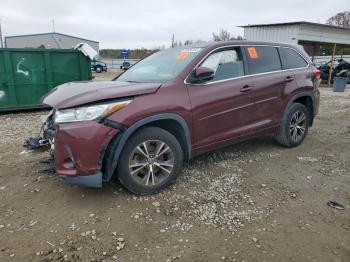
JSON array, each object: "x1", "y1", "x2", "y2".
[
  {"x1": 117, "y1": 127, "x2": 183, "y2": 195},
  {"x1": 275, "y1": 103, "x2": 310, "y2": 147}
]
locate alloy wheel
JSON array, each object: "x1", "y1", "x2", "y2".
[
  {"x1": 289, "y1": 111, "x2": 307, "y2": 142},
  {"x1": 128, "y1": 140, "x2": 174, "y2": 186}
]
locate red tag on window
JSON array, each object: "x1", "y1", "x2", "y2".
[{"x1": 247, "y1": 47, "x2": 258, "y2": 59}]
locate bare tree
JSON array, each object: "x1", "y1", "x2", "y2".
[
  {"x1": 194, "y1": 39, "x2": 207, "y2": 44},
  {"x1": 172, "y1": 41, "x2": 183, "y2": 47},
  {"x1": 184, "y1": 40, "x2": 193, "y2": 45},
  {"x1": 213, "y1": 29, "x2": 244, "y2": 41},
  {"x1": 212, "y1": 29, "x2": 231, "y2": 41},
  {"x1": 326, "y1": 11, "x2": 350, "y2": 28}
]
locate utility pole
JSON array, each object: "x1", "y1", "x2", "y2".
[
  {"x1": 328, "y1": 43, "x2": 336, "y2": 87},
  {"x1": 52, "y1": 19, "x2": 55, "y2": 33},
  {"x1": 0, "y1": 19, "x2": 3, "y2": 48},
  {"x1": 171, "y1": 33, "x2": 175, "y2": 48}
]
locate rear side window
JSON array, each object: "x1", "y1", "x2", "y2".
[
  {"x1": 245, "y1": 46, "x2": 281, "y2": 74},
  {"x1": 200, "y1": 48, "x2": 244, "y2": 82},
  {"x1": 278, "y1": 47, "x2": 308, "y2": 69}
]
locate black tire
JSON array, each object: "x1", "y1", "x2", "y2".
[
  {"x1": 95, "y1": 66, "x2": 102, "y2": 73},
  {"x1": 117, "y1": 127, "x2": 183, "y2": 195},
  {"x1": 275, "y1": 103, "x2": 310, "y2": 147}
]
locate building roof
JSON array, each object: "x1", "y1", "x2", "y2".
[
  {"x1": 5, "y1": 32, "x2": 99, "y2": 43},
  {"x1": 240, "y1": 21, "x2": 350, "y2": 31}
]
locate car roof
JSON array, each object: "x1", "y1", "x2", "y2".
[
  {"x1": 171, "y1": 40, "x2": 299, "y2": 50},
  {"x1": 170, "y1": 40, "x2": 309, "y2": 62}
]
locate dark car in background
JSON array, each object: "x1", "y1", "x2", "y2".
[
  {"x1": 120, "y1": 61, "x2": 131, "y2": 71},
  {"x1": 91, "y1": 60, "x2": 107, "y2": 73},
  {"x1": 38, "y1": 41, "x2": 320, "y2": 195}
]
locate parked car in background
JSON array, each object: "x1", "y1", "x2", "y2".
[
  {"x1": 91, "y1": 60, "x2": 107, "y2": 73},
  {"x1": 37, "y1": 41, "x2": 320, "y2": 195},
  {"x1": 120, "y1": 61, "x2": 131, "y2": 71}
]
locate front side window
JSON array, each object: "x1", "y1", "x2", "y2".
[
  {"x1": 117, "y1": 48, "x2": 202, "y2": 83},
  {"x1": 245, "y1": 46, "x2": 281, "y2": 74},
  {"x1": 278, "y1": 47, "x2": 308, "y2": 69},
  {"x1": 200, "y1": 49, "x2": 244, "y2": 82}
]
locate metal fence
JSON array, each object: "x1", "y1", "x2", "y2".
[{"x1": 99, "y1": 58, "x2": 140, "y2": 69}]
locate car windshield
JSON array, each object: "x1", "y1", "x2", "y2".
[{"x1": 116, "y1": 48, "x2": 202, "y2": 83}]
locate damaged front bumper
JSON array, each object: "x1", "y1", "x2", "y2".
[
  {"x1": 60, "y1": 171, "x2": 103, "y2": 188},
  {"x1": 25, "y1": 111, "x2": 119, "y2": 188},
  {"x1": 54, "y1": 120, "x2": 118, "y2": 185}
]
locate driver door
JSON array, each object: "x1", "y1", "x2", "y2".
[{"x1": 187, "y1": 47, "x2": 256, "y2": 151}]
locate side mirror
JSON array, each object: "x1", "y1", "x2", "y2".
[
  {"x1": 195, "y1": 66, "x2": 215, "y2": 80},
  {"x1": 188, "y1": 67, "x2": 215, "y2": 84}
]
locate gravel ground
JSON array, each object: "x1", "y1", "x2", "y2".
[{"x1": 0, "y1": 83, "x2": 349, "y2": 262}]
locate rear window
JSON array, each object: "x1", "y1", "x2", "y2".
[
  {"x1": 245, "y1": 46, "x2": 281, "y2": 74},
  {"x1": 278, "y1": 47, "x2": 308, "y2": 69}
]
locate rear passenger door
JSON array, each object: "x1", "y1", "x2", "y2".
[
  {"x1": 278, "y1": 47, "x2": 310, "y2": 90},
  {"x1": 244, "y1": 46, "x2": 297, "y2": 128}
]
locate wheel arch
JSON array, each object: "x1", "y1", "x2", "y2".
[
  {"x1": 284, "y1": 91, "x2": 315, "y2": 126},
  {"x1": 103, "y1": 113, "x2": 192, "y2": 181}
]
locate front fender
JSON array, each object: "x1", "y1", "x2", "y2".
[{"x1": 102, "y1": 113, "x2": 192, "y2": 181}]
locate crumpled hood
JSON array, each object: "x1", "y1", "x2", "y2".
[{"x1": 42, "y1": 81, "x2": 162, "y2": 109}]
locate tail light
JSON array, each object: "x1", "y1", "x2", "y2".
[{"x1": 312, "y1": 70, "x2": 321, "y2": 79}]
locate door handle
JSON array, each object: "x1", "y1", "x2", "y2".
[
  {"x1": 284, "y1": 76, "x2": 295, "y2": 82},
  {"x1": 240, "y1": 85, "x2": 253, "y2": 93}
]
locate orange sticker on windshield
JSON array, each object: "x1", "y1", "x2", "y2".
[
  {"x1": 176, "y1": 52, "x2": 190, "y2": 60},
  {"x1": 247, "y1": 47, "x2": 258, "y2": 59}
]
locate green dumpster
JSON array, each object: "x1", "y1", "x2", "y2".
[{"x1": 0, "y1": 48, "x2": 92, "y2": 111}]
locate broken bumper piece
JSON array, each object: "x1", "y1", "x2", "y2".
[
  {"x1": 23, "y1": 137, "x2": 49, "y2": 150},
  {"x1": 60, "y1": 171, "x2": 102, "y2": 188}
]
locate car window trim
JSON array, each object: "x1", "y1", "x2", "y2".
[{"x1": 184, "y1": 44, "x2": 310, "y2": 86}]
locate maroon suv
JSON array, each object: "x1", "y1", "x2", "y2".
[{"x1": 40, "y1": 41, "x2": 320, "y2": 194}]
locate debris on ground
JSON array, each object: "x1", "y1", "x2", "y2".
[
  {"x1": 327, "y1": 201, "x2": 345, "y2": 210},
  {"x1": 297, "y1": 156, "x2": 318, "y2": 162}
]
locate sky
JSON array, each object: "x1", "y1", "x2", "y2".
[{"x1": 0, "y1": 0, "x2": 348, "y2": 49}]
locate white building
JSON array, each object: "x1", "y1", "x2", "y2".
[
  {"x1": 242, "y1": 21, "x2": 350, "y2": 45},
  {"x1": 5, "y1": 32, "x2": 99, "y2": 53},
  {"x1": 241, "y1": 21, "x2": 350, "y2": 60}
]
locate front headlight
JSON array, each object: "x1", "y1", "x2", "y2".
[{"x1": 54, "y1": 99, "x2": 132, "y2": 123}]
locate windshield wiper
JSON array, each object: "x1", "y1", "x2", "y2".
[{"x1": 125, "y1": 80, "x2": 140, "y2": 83}]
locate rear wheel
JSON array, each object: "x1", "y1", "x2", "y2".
[
  {"x1": 117, "y1": 127, "x2": 183, "y2": 195},
  {"x1": 275, "y1": 103, "x2": 309, "y2": 147}
]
